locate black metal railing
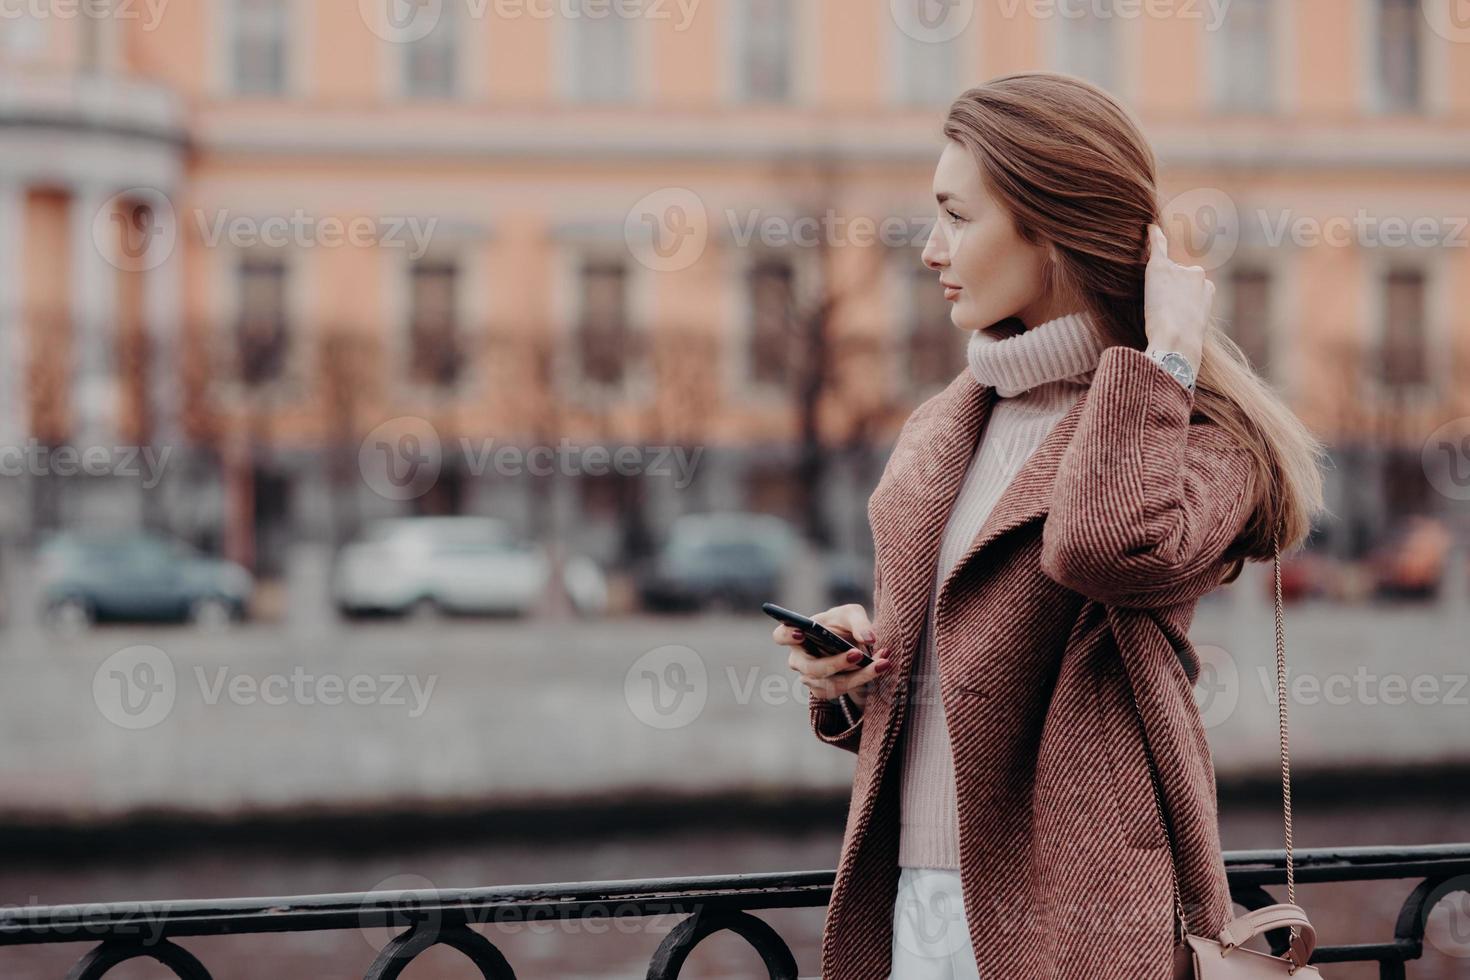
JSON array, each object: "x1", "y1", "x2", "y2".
[{"x1": 0, "y1": 843, "x2": 1466, "y2": 978}]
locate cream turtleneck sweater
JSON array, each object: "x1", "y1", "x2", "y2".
[{"x1": 894, "y1": 310, "x2": 1107, "y2": 869}]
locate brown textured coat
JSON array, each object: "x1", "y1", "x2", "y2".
[{"x1": 810, "y1": 344, "x2": 1257, "y2": 979}]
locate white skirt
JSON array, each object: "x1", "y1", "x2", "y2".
[{"x1": 887, "y1": 866, "x2": 982, "y2": 979}]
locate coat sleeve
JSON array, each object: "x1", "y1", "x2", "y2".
[
  {"x1": 1039, "y1": 345, "x2": 1258, "y2": 609},
  {"x1": 806, "y1": 564, "x2": 879, "y2": 754}
]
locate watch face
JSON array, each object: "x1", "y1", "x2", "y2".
[{"x1": 1159, "y1": 352, "x2": 1194, "y2": 387}]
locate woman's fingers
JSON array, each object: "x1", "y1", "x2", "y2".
[
  {"x1": 836, "y1": 603, "x2": 878, "y2": 648},
  {"x1": 794, "y1": 649, "x2": 892, "y2": 700},
  {"x1": 841, "y1": 657, "x2": 889, "y2": 692},
  {"x1": 815, "y1": 604, "x2": 877, "y2": 652},
  {"x1": 772, "y1": 605, "x2": 890, "y2": 699},
  {"x1": 1147, "y1": 222, "x2": 1170, "y2": 267},
  {"x1": 772, "y1": 605, "x2": 877, "y2": 653},
  {"x1": 771, "y1": 622, "x2": 805, "y2": 647},
  {"x1": 1143, "y1": 221, "x2": 1212, "y2": 359},
  {"x1": 788, "y1": 642, "x2": 888, "y2": 679}
]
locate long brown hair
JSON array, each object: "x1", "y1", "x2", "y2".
[{"x1": 942, "y1": 71, "x2": 1328, "y2": 569}]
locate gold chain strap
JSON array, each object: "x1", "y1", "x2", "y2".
[
  {"x1": 1273, "y1": 520, "x2": 1297, "y2": 944},
  {"x1": 1132, "y1": 517, "x2": 1293, "y2": 948}
]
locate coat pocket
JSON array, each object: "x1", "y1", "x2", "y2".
[{"x1": 1094, "y1": 660, "x2": 1171, "y2": 851}]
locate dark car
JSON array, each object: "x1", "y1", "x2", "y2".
[
  {"x1": 636, "y1": 513, "x2": 799, "y2": 612},
  {"x1": 38, "y1": 530, "x2": 254, "y2": 633}
]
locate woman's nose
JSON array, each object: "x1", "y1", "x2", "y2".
[{"x1": 921, "y1": 222, "x2": 947, "y2": 270}]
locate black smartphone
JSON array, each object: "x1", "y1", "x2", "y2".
[{"x1": 762, "y1": 602, "x2": 873, "y2": 667}]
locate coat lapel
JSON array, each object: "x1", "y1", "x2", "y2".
[{"x1": 871, "y1": 369, "x2": 1093, "y2": 679}]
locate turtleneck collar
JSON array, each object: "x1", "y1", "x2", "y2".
[{"x1": 965, "y1": 310, "x2": 1107, "y2": 397}]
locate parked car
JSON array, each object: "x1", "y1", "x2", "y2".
[
  {"x1": 332, "y1": 516, "x2": 555, "y2": 618},
  {"x1": 1369, "y1": 515, "x2": 1452, "y2": 601},
  {"x1": 38, "y1": 530, "x2": 253, "y2": 633},
  {"x1": 635, "y1": 512, "x2": 800, "y2": 612},
  {"x1": 1275, "y1": 549, "x2": 1334, "y2": 603}
]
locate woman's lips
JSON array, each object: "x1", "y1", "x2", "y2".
[{"x1": 942, "y1": 284, "x2": 962, "y2": 301}]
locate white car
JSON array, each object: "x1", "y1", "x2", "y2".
[{"x1": 333, "y1": 516, "x2": 552, "y2": 618}]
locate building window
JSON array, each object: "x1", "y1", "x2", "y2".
[
  {"x1": 232, "y1": 0, "x2": 288, "y2": 97},
  {"x1": 408, "y1": 258, "x2": 461, "y2": 387},
  {"x1": 1213, "y1": 0, "x2": 1273, "y2": 112},
  {"x1": 1376, "y1": 0, "x2": 1422, "y2": 112},
  {"x1": 576, "y1": 257, "x2": 629, "y2": 386},
  {"x1": 746, "y1": 254, "x2": 795, "y2": 386},
  {"x1": 905, "y1": 256, "x2": 962, "y2": 388},
  {"x1": 1053, "y1": 0, "x2": 1116, "y2": 92},
  {"x1": 1376, "y1": 267, "x2": 1428, "y2": 389},
  {"x1": 403, "y1": 2, "x2": 457, "y2": 98},
  {"x1": 736, "y1": 0, "x2": 792, "y2": 103},
  {"x1": 236, "y1": 256, "x2": 290, "y2": 386},
  {"x1": 568, "y1": 1, "x2": 632, "y2": 103},
  {"x1": 1224, "y1": 265, "x2": 1272, "y2": 377}
]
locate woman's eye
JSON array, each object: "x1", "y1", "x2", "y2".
[{"x1": 946, "y1": 209, "x2": 965, "y2": 223}]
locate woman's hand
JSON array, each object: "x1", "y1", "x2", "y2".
[
  {"x1": 1143, "y1": 222, "x2": 1210, "y2": 369},
  {"x1": 772, "y1": 604, "x2": 891, "y2": 707}
]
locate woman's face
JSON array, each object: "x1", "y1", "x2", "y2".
[{"x1": 921, "y1": 140, "x2": 1061, "y2": 333}]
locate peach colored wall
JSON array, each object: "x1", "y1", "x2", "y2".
[
  {"x1": 816, "y1": 0, "x2": 880, "y2": 108},
  {"x1": 1294, "y1": 0, "x2": 1360, "y2": 116},
  {"x1": 23, "y1": 190, "x2": 72, "y2": 442},
  {"x1": 22, "y1": 190, "x2": 68, "y2": 322},
  {"x1": 1452, "y1": 247, "x2": 1470, "y2": 419},
  {"x1": 1293, "y1": 241, "x2": 1363, "y2": 434},
  {"x1": 1447, "y1": 21, "x2": 1470, "y2": 113},
  {"x1": 649, "y1": 1, "x2": 720, "y2": 106},
  {"x1": 485, "y1": 9, "x2": 553, "y2": 102},
  {"x1": 130, "y1": 0, "x2": 206, "y2": 92},
  {"x1": 980, "y1": 2, "x2": 1041, "y2": 78},
  {"x1": 311, "y1": 3, "x2": 380, "y2": 102},
  {"x1": 1135, "y1": 9, "x2": 1201, "y2": 116}
]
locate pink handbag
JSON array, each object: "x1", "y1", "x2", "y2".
[{"x1": 1138, "y1": 522, "x2": 1326, "y2": 978}]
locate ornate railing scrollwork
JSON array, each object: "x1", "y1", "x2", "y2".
[
  {"x1": 647, "y1": 908, "x2": 798, "y2": 980},
  {"x1": 0, "y1": 844, "x2": 1463, "y2": 978},
  {"x1": 364, "y1": 921, "x2": 516, "y2": 980},
  {"x1": 63, "y1": 938, "x2": 213, "y2": 980}
]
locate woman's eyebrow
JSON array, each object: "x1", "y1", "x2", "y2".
[{"x1": 936, "y1": 191, "x2": 963, "y2": 204}]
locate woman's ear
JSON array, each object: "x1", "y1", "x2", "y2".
[{"x1": 1218, "y1": 556, "x2": 1245, "y2": 586}]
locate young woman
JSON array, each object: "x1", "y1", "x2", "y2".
[{"x1": 772, "y1": 72, "x2": 1326, "y2": 979}]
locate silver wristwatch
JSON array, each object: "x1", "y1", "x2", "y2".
[{"x1": 1147, "y1": 349, "x2": 1196, "y2": 394}]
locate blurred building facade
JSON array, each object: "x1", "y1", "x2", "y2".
[{"x1": 0, "y1": 0, "x2": 1467, "y2": 575}]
